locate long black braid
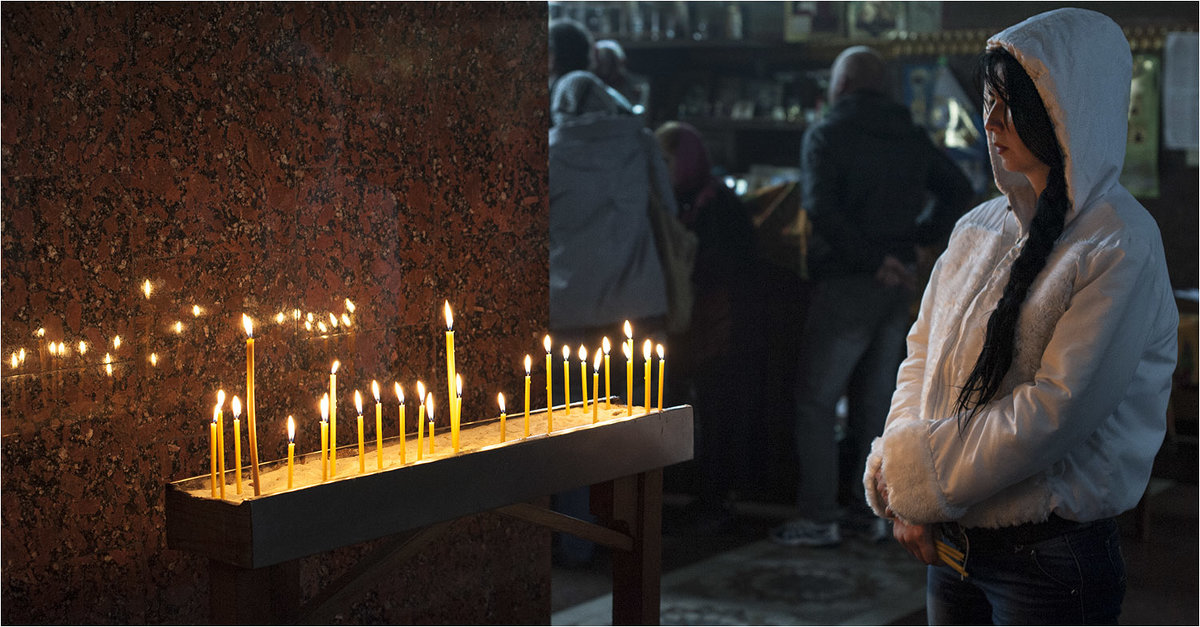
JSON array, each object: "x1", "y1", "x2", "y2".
[{"x1": 954, "y1": 48, "x2": 1069, "y2": 431}]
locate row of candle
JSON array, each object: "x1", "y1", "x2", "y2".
[{"x1": 207, "y1": 306, "x2": 667, "y2": 498}]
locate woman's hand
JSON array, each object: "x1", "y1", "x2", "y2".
[{"x1": 878, "y1": 474, "x2": 941, "y2": 566}]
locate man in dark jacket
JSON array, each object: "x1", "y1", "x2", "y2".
[{"x1": 771, "y1": 46, "x2": 973, "y2": 547}]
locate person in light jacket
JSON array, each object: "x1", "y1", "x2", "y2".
[{"x1": 863, "y1": 9, "x2": 1178, "y2": 624}]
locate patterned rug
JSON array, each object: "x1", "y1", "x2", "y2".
[{"x1": 552, "y1": 537, "x2": 927, "y2": 626}]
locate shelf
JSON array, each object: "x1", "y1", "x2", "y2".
[{"x1": 682, "y1": 117, "x2": 806, "y2": 132}]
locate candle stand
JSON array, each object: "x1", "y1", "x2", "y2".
[{"x1": 166, "y1": 404, "x2": 693, "y2": 625}]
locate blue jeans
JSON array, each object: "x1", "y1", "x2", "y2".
[
  {"x1": 794, "y1": 274, "x2": 911, "y2": 521},
  {"x1": 927, "y1": 518, "x2": 1126, "y2": 625}
]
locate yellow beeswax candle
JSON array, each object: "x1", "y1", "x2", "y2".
[
  {"x1": 602, "y1": 337, "x2": 612, "y2": 409},
  {"x1": 593, "y1": 351, "x2": 601, "y2": 423},
  {"x1": 232, "y1": 396, "x2": 243, "y2": 494},
  {"x1": 394, "y1": 383, "x2": 406, "y2": 464},
  {"x1": 355, "y1": 390, "x2": 365, "y2": 474},
  {"x1": 657, "y1": 344, "x2": 665, "y2": 412},
  {"x1": 286, "y1": 416, "x2": 295, "y2": 490},
  {"x1": 579, "y1": 345, "x2": 588, "y2": 413},
  {"x1": 544, "y1": 335, "x2": 553, "y2": 432},
  {"x1": 426, "y1": 393, "x2": 435, "y2": 455},
  {"x1": 330, "y1": 360, "x2": 340, "y2": 476},
  {"x1": 215, "y1": 389, "x2": 226, "y2": 499},
  {"x1": 562, "y1": 344, "x2": 571, "y2": 413},
  {"x1": 643, "y1": 340, "x2": 652, "y2": 414},
  {"x1": 372, "y1": 381, "x2": 383, "y2": 470},
  {"x1": 523, "y1": 355, "x2": 531, "y2": 438},
  {"x1": 244, "y1": 315, "x2": 261, "y2": 495},
  {"x1": 455, "y1": 374, "x2": 463, "y2": 453},
  {"x1": 444, "y1": 302, "x2": 458, "y2": 452},
  {"x1": 498, "y1": 392, "x2": 507, "y2": 443},
  {"x1": 624, "y1": 341, "x2": 633, "y2": 416},
  {"x1": 320, "y1": 393, "x2": 330, "y2": 481},
  {"x1": 209, "y1": 411, "x2": 218, "y2": 498},
  {"x1": 416, "y1": 381, "x2": 426, "y2": 460}
]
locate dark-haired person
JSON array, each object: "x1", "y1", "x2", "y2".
[
  {"x1": 549, "y1": 19, "x2": 593, "y2": 94},
  {"x1": 863, "y1": 9, "x2": 1177, "y2": 624}
]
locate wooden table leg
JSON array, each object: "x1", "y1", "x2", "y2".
[
  {"x1": 596, "y1": 469, "x2": 663, "y2": 625},
  {"x1": 209, "y1": 558, "x2": 300, "y2": 625}
]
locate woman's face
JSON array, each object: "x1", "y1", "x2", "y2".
[{"x1": 983, "y1": 71, "x2": 1050, "y2": 190}]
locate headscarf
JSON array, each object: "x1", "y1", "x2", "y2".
[{"x1": 654, "y1": 121, "x2": 719, "y2": 223}]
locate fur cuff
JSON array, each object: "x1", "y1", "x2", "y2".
[
  {"x1": 879, "y1": 420, "x2": 967, "y2": 524},
  {"x1": 863, "y1": 438, "x2": 887, "y2": 517}
]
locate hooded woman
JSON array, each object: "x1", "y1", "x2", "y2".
[{"x1": 863, "y1": 9, "x2": 1178, "y2": 624}]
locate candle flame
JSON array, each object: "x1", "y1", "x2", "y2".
[
  {"x1": 354, "y1": 390, "x2": 363, "y2": 415},
  {"x1": 497, "y1": 392, "x2": 506, "y2": 413},
  {"x1": 624, "y1": 320, "x2": 632, "y2": 340},
  {"x1": 212, "y1": 406, "x2": 219, "y2": 424},
  {"x1": 456, "y1": 374, "x2": 463, "y2": 397},
  {"x1": 317, "y1": 321, "x2": 328, "y2": 334},
  {"x1": 643, "y1": 339, "x2": 652, "y2": 360},
  {"x1": 543, "y1": 335, "x2": 552, "y2": 354},
  {"x1": 623, "y1": 342, "x2": 632, "y2": 359},
  {"x1": 562, "y1": 345, "x2": 570, "y2": 361},
  {"x1": 19, "y1": 348, "x2": 26, "y2": 362},
  {"x1": 112, "y1": 336, "x2": 121, "y2": 349},
  {"x1": 217, "y1": 389, "x2": 226, "y2": 407},
  {"x1": 594, "y1": 350, "x2": 603, "y2": 371},
  {"x1": 287, "y1": 416, "x2": 295, "y2": 442},
  {"x1": 394, "y1": 382, "x2": 404, "y2": 403},
  {"x1": 36, "y1": 328, "x2": 46, "y2": 338},
  {"x1": 417, "y1": 380, "x2": 425, "y2": 401},
  {"x1": 193, "y1": 305, "x2": 202, "y2": 317},
  {"x1": 524, "y1": 354, "x2": 532, "y2": 375},
  {"x1": 48, "y1": 342, "x2": 57, "y2": 357},
  {"x1": 306, "y1": 312, "x2": 315, "y2": 323},
  {"x1": 275, "y1": 312, "x2": 285, "y2": 324},
  {"x1": 78, "y1": 341, "x2": 87, "y2": 355},
  {"x1": 242, "y1": 314, "x2": 253, "y2": 338},
  {"x1": 292, "y1": 309, "x2": 301, "y2": 321},
  {"x1": 10, "y1": 353, "x2": 18, "y2": 369},
  {"x1": 320, "y1": 393, "x2": 330, "y2": 421},
  {"x1": 372, "y1": 380, "x2": 380, "y2": 402},
  {"x1": 149, "y1": 352, "x2": 158, "y2": 366},
  {"x1": 105, "y1": 363, "x2": 113, "y2": 377},
  {"x1": 142, "y1": 279, "x2": 153, "y2": 299},
  {"x1": 444, "y1": 301, "x2": 453, "y2": 331},
  {"x1": 304, "y1": 321, "x2": 313, "y2": 332},
  {"x1": 329, "y1": 312, "x2": 338, "y2": 328},
  {"x1": 657, "y1": 343, "x2": 665, "y2": 359},
  {"x1": 232, "y1": 396, "x2": 242, "y2": 418},
  {"x1": 331, "y1": 360, "x2": 340, "y2": 374},
  {"x1": 345, "y1": 298, "x2": 356, "y2": 313},
  {"x1": 603, "y1": 337, "x2": 611, "y2": 354},
  {"x1": 174, "y1": 321, "x2": 183, "y2": 334},
  {"x1": 580, "y1": 346, "x2": 588, "y2": 362},
  {"x1": 103, "y1": 352, "x2": 112, "y2": 365},
  {"x1": 425, "y1": 393, "x2": 435, "y2": 419},
  {"x1": 340, "y1": 313, "x2": 351, "y2": 327}
]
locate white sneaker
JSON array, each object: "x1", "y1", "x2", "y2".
[{"x1": 769, "y1": 518, "x2": 841, "y2": 547}]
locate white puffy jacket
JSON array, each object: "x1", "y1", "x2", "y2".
[{"x1": 864, "y1": 8, "x2": 1179, "y2": 528}]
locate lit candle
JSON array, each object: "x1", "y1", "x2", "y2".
[
  {"x1": 562, "y1": 344, "x2": 571, "y2": 412},
  {"x1": 523, "y1": 355, "x2": 531, "y2": 438},
  {"x1": 232, "y1": 395, "x2": 243, "y2": 495},
  {"x1": 603, "y1": 337, "x2": 612, "y2": 409},
  {"x1": 576, "y1": 343, "x2": 585, "y2": 413},
  {"x1": 417, "y1": 381, "x2": 426, "y2": 461},
  {"x1": 215, "y1": 389, "x2": 226, "y2": 499},
  {"x1": 498, "y1": 392, "x2": 507, "y2": 443},
  {"x1": 455, "y1": 374, "x2": 463, "y2": 453},
  {"x1": 624, "y1": 341, "x2": 633, "y2": 416},
  {"x1": 244, "y1": 315, "x2": 261, "y2": 496},
  {"x1": 394, "y1": 383, "x2": 406, "y2": 465},
  {"x1": 330, "y1": 360, "x2": 340, "y2": 476},
  {"x1": 355, "y1": 390, "x2": 365, "y2": 474},
  {"x1": 544, "y1": 335, "x2": 553, "y2": 432},
  {"x1": 643, "y1": 339, "x2": 652, "y2": 414},
  {"x1": 592, "y1": 351, "x2": 601, "y2": 424},
  {"x1": 372, "y1": 381, "x2": 383, "y2": 470},
  {"x1": 209, "y1": 409, "x2": 218, "y2": 498},
  {"x1": 444, "y1": 302, "x2": 458, "y2": 453},
  {"x1": 286, "y1": 416, "x2": 295, "y2": 490},
  {"x1": 426, "y1": 393, "x2": 435, "y2": 455},
  {"x1": 657, "y1": 344, "x2": 665, "y2": 412},
  {"x1": 624, "y1": 320, "x2": 634, "y2": 365},
  {"x1": 320, "y1": 393, "x2": 329, "y2": 482}
]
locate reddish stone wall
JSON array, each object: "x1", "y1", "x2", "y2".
[{"x1": 1, "y1": 3, "x2": 551, "y2": 623}]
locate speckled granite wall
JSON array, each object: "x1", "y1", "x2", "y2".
[{"x1": 1, "y1": 3, "x2": 550, "y2": 623}]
